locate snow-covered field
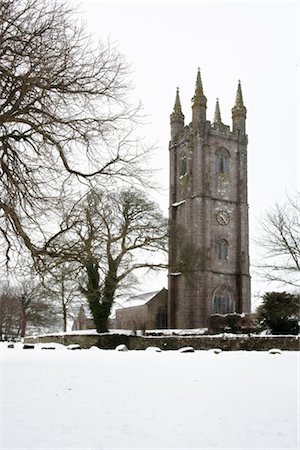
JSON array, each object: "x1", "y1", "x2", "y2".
[{"x1": 1, "y1": 342, "x2": 299, "y2": 449}]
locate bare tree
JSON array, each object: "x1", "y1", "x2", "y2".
[
  {"x1": 0, "y1": 280, "x2": 57, "y2": 338},
  {"x1": 0, "y1": 0, "x2": 149, "y2": 262},
  {"x1": 48, "y1": 188, "x2": 168, "y2": 332},
  {"x1": 0, "y1": 286, "x2": 20, "y2": 339},
  {"x1": 255, "y1": 193, "x2": 300, "y2": 289},
  {"x1": 45, "y1": 262, "x2": 82, "y2": 332},
  {"x1": 18, "y1": 279, "x2": 58, "y2": 337}
]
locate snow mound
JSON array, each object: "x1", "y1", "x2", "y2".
[
  {"x1": 268, "y1": 348, "x2": 282, "y2": 355},
  {"x1": 115, "y1": 344, "x2": 128, "y2": 351},
  {"x1": 209, "y1": 348, "x2": 222, "y2": 354},
  {"x1": 39, "y1": 343, "x2": 66, "y2": 351},
  {"x1": 67, "y1": 344, "x2": 81, "y2": 350},
  {"x1": 145, "y1": 346, "x2": 162, "y2": 352},
  {"x1": 178, "y1": 346, "x2": 195, "y2": 353}
]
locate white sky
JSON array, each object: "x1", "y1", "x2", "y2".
[{"x1": 73, "y1": 0, "x2": 299, "y2": 307}]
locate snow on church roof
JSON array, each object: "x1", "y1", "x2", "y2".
[{"x1": 122, "y1": 290, "x2": 160, "y2": 308}]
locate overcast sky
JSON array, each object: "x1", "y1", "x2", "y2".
[{"x1": 73, "y1": 0, "x2": 298, "y2": 306}]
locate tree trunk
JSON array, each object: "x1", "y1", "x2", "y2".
[
  {"x1": 61, "y1": 280, "x2": 67, "y2": 332},
  {"x1": 20, "y1": 313, "x2": 27, "y2": 338},
  {"x1": 84, "y1": 260, "x2": 117, "y2": 333},
  {"x1": 62, "y1": 303, "x2": 67, "y2": 332},
  {"x1": 19, "y1": 296, "x2": 27, "y2": 338}
]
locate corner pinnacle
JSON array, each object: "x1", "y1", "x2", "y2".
[
  {"x1": 192, "y1": 68, "x2": 207, "y2": 107},
  {"x1": 173, "y1": 87, "x2": 183, "y2": 115},
  {"x1": 195, "y1": 68, "x2": 204, "y2": 97},
  {"x1": 214, "y1": 98, "x2": 222, "y2": 125},
  {"x1": 235, "y1": 80, "x2": 244, "y2": 109}
]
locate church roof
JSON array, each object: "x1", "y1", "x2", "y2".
[{"x1": 122, "y1": 290, "x2": 161, "y2": 308}]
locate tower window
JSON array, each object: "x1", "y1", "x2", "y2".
[
  {"x1": 180, "y1": 153, "x2": 187, "y2": 177},
  {"x1": 212, "y1": 287, "x2": 233, "y2": 314},
  {"x1": 216, "y1": 149, "x2": 229, "y2": 174},
  {"x1": 218, "y1": 239, "x2": 228, "y2": 260}
]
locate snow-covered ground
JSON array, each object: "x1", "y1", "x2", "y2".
[{"x1": 1, "y1": 342, "x2": 299, "y2": 449}]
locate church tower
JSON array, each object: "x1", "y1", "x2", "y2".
[{"x1": 168, "y1": 69, "x2": 251, "y2": 328}]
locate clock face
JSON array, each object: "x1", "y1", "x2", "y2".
[{"x1": 216, "y1": 210, "x2": 230, "y2": 226}]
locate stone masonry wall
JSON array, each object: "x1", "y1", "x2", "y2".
[{"x1": 25, "y1": 334, "x2": 299, "y2": 351}]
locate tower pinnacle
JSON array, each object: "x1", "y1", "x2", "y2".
[
  {"x1": 170, "y1": 87, "x2": 184, "y2": 140},
  {"x1": 232, "y1": 80, "x2": 247, "y2": 134},
  {"x1": 192, "y1": 68, "x2": 207, "y2": 107},
  {"x1": 213, "y1": 98, "x2": 222, "y2": 126},
  {"x1": 173, "y1": 87, "x2": 183, "y2": 115},
  {"x1": 234, "y1": 80, "x2": 245, "y2": 109},
  {"x1": 192, "y1": 68, "x2": 207, "y2": 129}
]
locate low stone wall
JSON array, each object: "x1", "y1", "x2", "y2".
[
  {"x1": 25, "y1": 333, "x2": 130, "y2": 349},
  {"x1": 25, "y1": 333, "x2": 299, "y2": 351}
]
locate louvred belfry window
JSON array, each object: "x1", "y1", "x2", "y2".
[
  {"x1": 180, "y1": 153, "x2": 187, "y2": 177},
  {"x1": 216, "y1": 148, "x2": 229, "y2": 174},
  {"x1": 218, "y1": 239, "x2": 228, "y2": 260}
]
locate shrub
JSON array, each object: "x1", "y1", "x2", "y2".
[
  {"x1": 208, "y1": 313, "x2": 258, "y2": 334},
  {"x1": 256, "y1": 292, "x2": 300, "y2": 335}
]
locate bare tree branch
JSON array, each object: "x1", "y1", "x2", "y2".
[
  {"x1": 0, "y1": 0, "x2": 151, "y2": 262},
  {"x1": 253, "y1": 192, "x2": 300, "y2": 289}
]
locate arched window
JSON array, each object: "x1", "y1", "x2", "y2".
[
  {"x1": 218, "y1": 239, "x2": 228, "y2": 260},
  {"x1": 180, "y1": 153, "x2": 187, "y2": 177},
  {"x1": 216, "y1": 148, "x2": 229, "y2": 174},
  {"x1": 212, "y1": 287, "x2": 234, "y2": 314}
]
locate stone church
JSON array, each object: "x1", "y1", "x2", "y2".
[{"x1": 168, "y1": 69, "x2": 251, "y2": 328}]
